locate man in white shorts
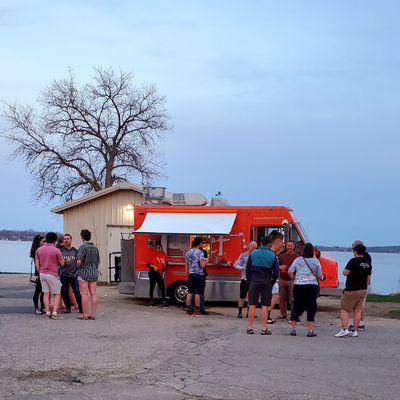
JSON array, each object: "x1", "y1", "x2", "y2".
[{"x1": 35, "y1": 231, "x2": 65, "y2": 319}]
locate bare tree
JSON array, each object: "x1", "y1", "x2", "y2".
[{"x1": 1, "y1": 67, "x2": 169, "y2": 201}]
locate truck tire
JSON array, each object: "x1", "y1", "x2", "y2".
[{"x1": 168, "y1": 281, "x2": 188, "y2": 305}]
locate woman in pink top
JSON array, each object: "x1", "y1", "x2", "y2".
[{"x1": 35, "y1": 232, "x2": 65, "y2": 319}]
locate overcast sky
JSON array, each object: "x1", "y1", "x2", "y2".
[{"x1": 0, "y1": 0, "x2": 399, "y2": 246}]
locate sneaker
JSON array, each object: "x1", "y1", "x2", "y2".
[
  {"x1": 267, "y1": 318, "x2": 276, "y2": 324},
  {"x1": 349, "y1": 330, "x2": 358, "y2": 337},
  {"x1": 348, "y1": 324, "x2": 353, "y2": 331},
  {"x1": 199, "y1": 310, "x2": 209, "y2": 315},
  {"x1": 290, "y1": 329, "x2": 296, "y2": 336},
  {"x1": 186, "y1": 309, "x2": 194, "y2": 316},
  {"x1": 237, "y1": 312, "x2": 243, "y2": 319},
  {"x1": 335, "y1": 328, "x2": 350, "y2": 338},
  {"x1": 34, "y1": 308, "x2": 43, "y2": 315},
  {"x1": 307, "y1": 331, "x2": 317, "y2": 337},
  {"x1": 358, "y1": 324, "x2": 365, "y2": 331}
]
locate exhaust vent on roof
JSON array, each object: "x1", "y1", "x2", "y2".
[
  {"x1": 143, "y1": 187, "x2": 166, "y2": 204},
  {"x1": 170, "y1": 193, "x2": 207, "y2": 206}
]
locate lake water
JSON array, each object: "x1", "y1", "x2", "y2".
[{"x1": 0, "y1": 242, "x2": 399, "y2": 294}]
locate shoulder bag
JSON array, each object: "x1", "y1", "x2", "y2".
[
  {"x1": 29, "y1": 259, "x2": 38, "y2": 285},
  {"x1": 302, "y1": 257, "x2": 325, "y2": 297}
]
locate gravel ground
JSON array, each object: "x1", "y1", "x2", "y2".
[{"x1": 1, "y1": 274, "x2": 399, "y2": 400}]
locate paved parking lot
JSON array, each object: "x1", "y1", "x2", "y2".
[{"x1": 1, "y1": 274, "x2": 399, "y2": 399}]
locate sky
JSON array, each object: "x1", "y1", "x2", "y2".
[{"x1": 0, "y1": 0, "x2": 399, "y2": 246}]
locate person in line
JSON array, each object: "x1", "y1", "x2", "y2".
[
  {"x1": 76, "y1": 229, "x2": 100, "y2": 320},
  {"x1": 60, "y1": 234, "x2": 82, "y2": 314},
  {"x1": 246, "y1": 236, "x2": 279, "y2": 335},
  {"x1": 185, "y1": 237, "x2": 208, "y2": 315},
  {"x1": 147, "y1": 243, "x2": 168, "y2": 307},
  {"x1": 350, "y1": 240, "x2": 372, "y2": 331},
  {"x1": 199, "y1": 246, "x2": 209, "y2": 315},
  {"x1": 268, "y1": 234, "x2": 284, "y2": 324},
  {"x1": 35, "y1": 231, "x2": 65, "y2": 319},
  {"x1": 234, "y1": 241, "x2": 258, "y2": 318},
  {"x1": 56, "y1": 235, "x2": 65, "y2": 249},
  {"x1": 288, "y1": 243, "x2": 324, "y2": 337},
  {"x1": 30, "y1": 234, "x2": 45, "y2": 315},
  {"x1": 335, "y1": 244, "x2": 372, "y2": 338},
  {"x1": 277, "y1": 240, "x2": 297, "y2": 320}
]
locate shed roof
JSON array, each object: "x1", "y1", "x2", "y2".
[{"x1": 51, "y1": 182, "x2": 144, "y2": 214}]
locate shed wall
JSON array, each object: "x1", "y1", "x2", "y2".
[{"x1": 62, "y1": 190, "x2": 143, "y2": 281}]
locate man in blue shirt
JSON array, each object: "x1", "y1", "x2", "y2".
[{"x1": 246, "y1": 236, "x2": 279, "y2": 335}]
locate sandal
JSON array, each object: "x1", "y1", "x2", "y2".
[
  {"x1": 51, "y1": 314, "x2": 62, "y2": 320},
  {"x1": 260, "y1": 329, "x2": 272, "y2": 335},
  {"x1": 246, "y1": 328, "x2": 255, "y2": 335},
  {"x1": 77, "y1": 315, "x2": 89, "y2": 320}
]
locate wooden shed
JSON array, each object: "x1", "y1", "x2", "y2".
[{"x1": 51, "y1": 183, "x2": 144, "y2": 282}]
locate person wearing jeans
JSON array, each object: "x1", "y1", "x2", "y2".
[{"x1": 60, "y1": 234, "x2": 82, "y2": 314}]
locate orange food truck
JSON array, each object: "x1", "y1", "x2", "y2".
[{"x1": 120, "y1": 204, "x2": 339, "y2": 304}]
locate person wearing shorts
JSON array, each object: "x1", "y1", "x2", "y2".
[
  {"x1": 351, "y1": 240, "x2": 372, "y2": 331},
  {"x1": 35, "y1": 231, "x2": 65, "y2": 319},
  {"x1": 234, "y1": 241, "x2": 257, "y2": 318},
  {"x1": 246, "y1": 236, "x2": 279, "y2": 335},
  {"x1": 76, "y1": 229, "x2": 100, "y2": 320},
  {"x1": 335, "y1": 244, "x2": 372, "y2": 338},
  {"x1": 185, "y1": 237, "x2": 208, "y2": 315}
]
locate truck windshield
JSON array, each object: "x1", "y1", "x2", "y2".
[{"x1": 294, "y1": 222, "x2": 310, "y2": 243}]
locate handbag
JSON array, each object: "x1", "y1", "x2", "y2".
[
  {"x1": 29, "y1": 259, "x2": 38, "y2": 285},
  {"x1": 302, "y1": 257, "x2": 325, "y2": 297}
]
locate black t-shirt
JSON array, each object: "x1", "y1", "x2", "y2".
[{"x1": 345, "y1": 257, "x2": 372, "y2": 291}]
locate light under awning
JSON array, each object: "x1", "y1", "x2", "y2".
[{"x1": 134, "y1": 212, "x2": 237, "y2": 235}]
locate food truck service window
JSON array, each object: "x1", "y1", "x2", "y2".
[{"x1": 167, "y1": 235, "x2": 190, "y2": 257}]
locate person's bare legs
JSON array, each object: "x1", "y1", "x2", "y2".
[
  {"x1": 353, "y1": 309, "x2": 362, "y2": 331},
  {"x1": 247, "y1": 305, "x2": 256, "y2": 330},
  {"x1": 43, "y1": 291, "x2": 50, "y2": 314},
  {"x1": 306, "y1": 321, "x2": 315, "y2": 332},
  {"x1": 88, "y1": 281, "x2": 97, "y2": 318},
  {"x1": 195, "y1": 294, "x2": 200, "y2": 308},
  {"x1": 261, "y1": 305, "x2": 268, "y2": 331},
  {"x1": 340, "y1": 309, "x2": 349, "y2": 328},
  {"x1": 269, "y1": 294, "x2": 279, "y2": 320},
  {"x1": 53, "y1": 293, "x2": 61, "y2": 315},
  {"x1": 79, "y1": 280, "x2": 89, "y2": 318}
]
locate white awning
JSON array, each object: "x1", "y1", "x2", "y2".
[{"x1": 134, "y1": 212, "x2": 237, "y2": 235}]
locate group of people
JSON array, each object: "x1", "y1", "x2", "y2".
[
  {"x1": 182, "y1": 233, "x2": 372, "y2": 338},
  {"x1": 30, "y1": 229, "x2": 100, "y2": 320}
]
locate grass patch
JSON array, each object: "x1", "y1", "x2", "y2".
[
  {"x1": 388, "y1": 309, "x2": 400, "y2": 319},
  {"x1": 367, "y1": 293, "x2": 400, "y2": 303}
]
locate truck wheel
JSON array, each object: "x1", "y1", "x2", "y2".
[{"x1": 168, "y1": 281, "x2": 188, "y2": 305}]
